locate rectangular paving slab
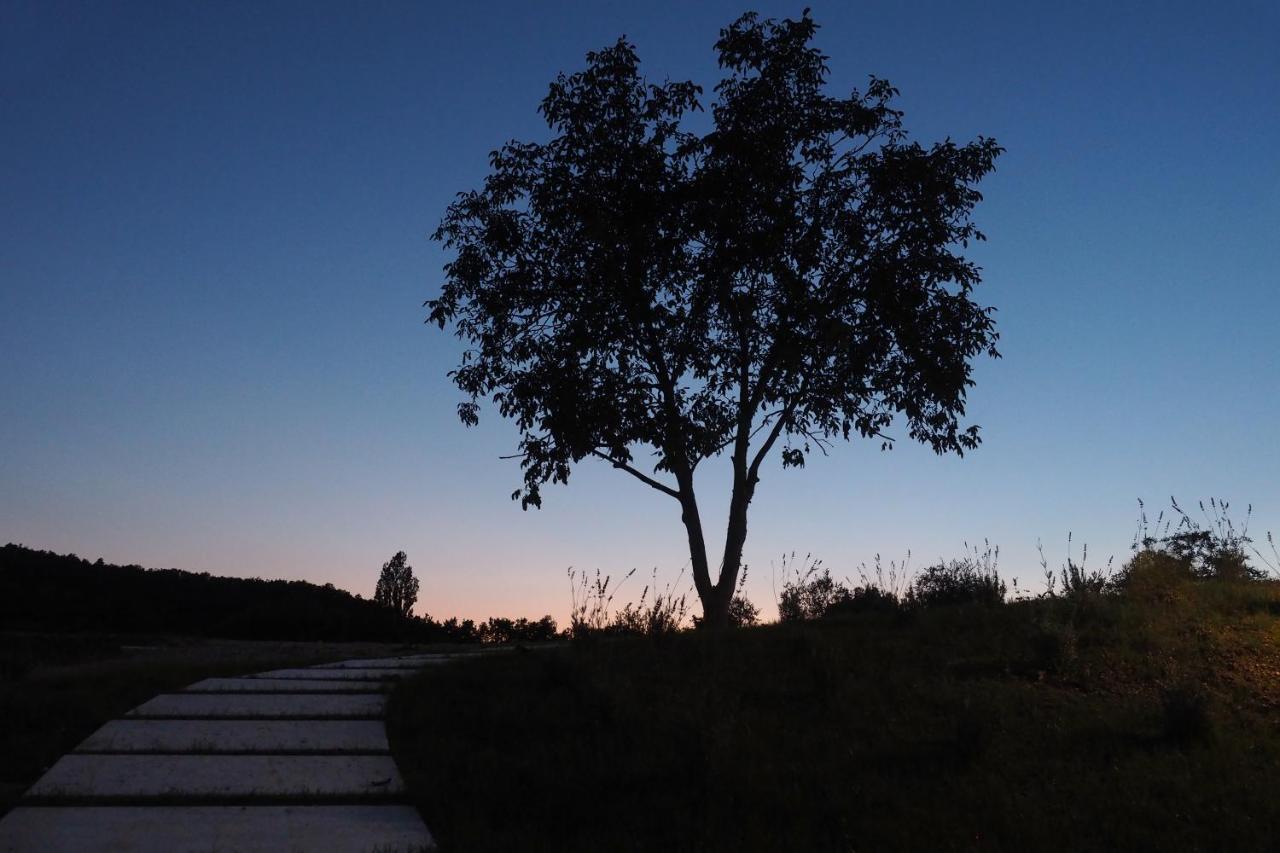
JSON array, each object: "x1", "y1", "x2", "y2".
[
  {"x1": 253, "y1": 668, "x2": 407, "y2": 681},
  {"x1": 127, "y1": 693, "x2": 386, "y2": 718},
  {"x1": 311, "y1": 658, "x2": 446, "y2": 669},
  {"x1": 185, "y1": 677, "x2": 389, "y2": 693},
  {"x1": 27, "y1": 755, "x2": 405, "y2": 798},
  {"x1": 76, "y1": 720, "x2": 389, "y2": 753},
  {"x1": 0, "y1": 804, "x2": 434, "y2": 852}
]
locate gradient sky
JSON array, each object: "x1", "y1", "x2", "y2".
[{"x1": 3, "y1": 0, "x2": 1277, "y2": 623}]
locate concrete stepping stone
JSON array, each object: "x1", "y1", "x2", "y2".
[
  {"x1": 253, "y1": 667, "x2": 407, "y2": 680},
  {"x1": 311, "y1": 657, "x2": 445, "y2": 669},
  {"x1": 128, "y1": 693, "x2": 385, "y2": 718},
  {"x1": 0, "y1": 651, "x2": 451, "y2": 850},
  {"x1": 0, "y1": 805, "x2": 433, "y2": 852},
  {"x1": 186, "y1": 677, "x2": 389, "y2": 693},
  {"x1": 28, "y1": 754, "x2": 405, "y2": 799},
  {"x1": 76, "y1": 720, "x2": 389, "y2": 754}
]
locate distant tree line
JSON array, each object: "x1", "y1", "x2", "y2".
[{"x1": 0, "y1": 544, "x2": 557, "y2": 645}]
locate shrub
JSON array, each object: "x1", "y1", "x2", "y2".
[
  {"x1": 777, "y1": 554, "x2": 852, "y2": 622},
  {"x1": 726, "y1": 594, "x2": 759, "y2": 627},
  {"x1": 1038, "y1": 534, "x2": 1113, "y2": 599},
  {"x1": 826, "y1": 585, "x2": 902, "y2": 618},
  {"x1": 908, "y1": 542, "x2": 1005, "y2": 609},
  {"x1": 826, "y1": 552, "x2": 911, "y2": 616},
  {"x1": 1132, "y1": 497, "x2": 1268, "y2": 582},
  {"x1": 1114, "y1": 549, "x2": 1196, "y2": 599}
]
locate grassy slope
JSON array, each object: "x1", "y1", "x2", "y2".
[
  {"x1": 388, "y1": 581, "x2": 1280, "y2": 852},
  {"x1": 0, "y1": 633, "x2": 446, "y2": 816}
]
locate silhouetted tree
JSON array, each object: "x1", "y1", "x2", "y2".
[
  {"x1": 374, "y1": 551, "x2": 419, "y2": 617},
  {"x1": 429, "y1": 11, "x2": 1002, "y2": 626}
]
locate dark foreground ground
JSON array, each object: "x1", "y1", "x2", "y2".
[
  {"x1": 0, "y1": 633, "x2": 443, "y2": 816},
  {"x1": 388, "y1": 581, "x2": 1280, "y2": 852}
]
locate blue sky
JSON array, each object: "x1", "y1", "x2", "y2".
[{"x1": 2, "y1": 0, "x2": 1277, "y2": 621}]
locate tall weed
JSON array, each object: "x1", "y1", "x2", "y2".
[
  {"x1": 1038, "y1": 533, "x2": 1113, "y2": 598},
  {"x1": 567, "y1": 567, "x2": 691, "y2": 639}
]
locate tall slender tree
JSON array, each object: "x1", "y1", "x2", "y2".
[
  {"x1": 374, "y1": 551, "x2": 418, "y2": 618},
  {"x1": 428, "y1": 10, "x2": 1002, "y2": 626}
]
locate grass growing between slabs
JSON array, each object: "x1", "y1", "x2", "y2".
[{"x1": 388, "y1": 580, "x2": 1280, "y2": 852}]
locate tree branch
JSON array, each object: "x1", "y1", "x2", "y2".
[
  {"x1": 748, "y1": 379, "x2": 811, "y2": 483},
  {"x1": 747, "y1": 407, "x2": 791, "y2": 483},
  {"x1": 591, "y1": 449, "x2": 682, "y2": 499},
  {"x1": 708, "y1": 407, "x2": 785, "y2": 457}
]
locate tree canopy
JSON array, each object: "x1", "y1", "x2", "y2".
[{"x1": 428, "y1": 10, "x2": 1002, "y2": 625}]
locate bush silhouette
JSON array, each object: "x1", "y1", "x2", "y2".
[
  {"x1": 908, "y1": 550, "x2": 1005, "y2": 609},
  {"x1": 826, "y1": 585, "x2": 901, "y2": 618},
  {"x1": 1114, "y1": 549, "x2": 1196, "y2": 599},
  {"x1": 777, "y1": 556, "x2": 853, "y2": 622}
]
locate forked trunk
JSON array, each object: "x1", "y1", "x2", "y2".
[
  {"x1": 699, "y1": 564, "x2": 739, "y2": 628},
  {"x1": 705, "y1": 489, "x2": 750, "y2": 628},
  {"x1": 683, "y1": 473, "x2": 753, "y2": 629}
]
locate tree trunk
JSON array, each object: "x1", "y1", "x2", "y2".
[
  {"x1": 674, "y1": 429, "x2": 760, "y2": 628},
  {"x1": 676, "y1": 475, "x2": 714, "y2": 607},
  {"x1": 699, "y1": 471, "x2": 755, "y2": 629}
]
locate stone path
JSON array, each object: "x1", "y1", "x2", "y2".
[{"x1": 0, "y1": 654, "x2": 446, "y2": 852}]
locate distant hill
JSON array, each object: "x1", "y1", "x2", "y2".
[{"x1": 0, "y1": 544, "x2": 431, "y2": 642}]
